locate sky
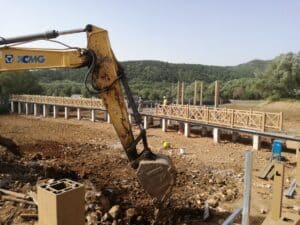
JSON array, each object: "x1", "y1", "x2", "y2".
[{"x1": 0, "y1": 0, "x2": 299, "y2": 66}]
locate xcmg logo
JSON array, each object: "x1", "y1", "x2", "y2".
[
  {"x1": 5, "y1": 54, "x2": 14, "y2": 64},
  {"x1": 17, "y1": 55, "x2": 46, "y2": 64}
]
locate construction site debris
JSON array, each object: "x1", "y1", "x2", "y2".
[{"x1": 1, "y1": 195, "x2": 36, "y2": 205}]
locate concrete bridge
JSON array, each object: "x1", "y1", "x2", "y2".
[{"x1": 10, "y1": 95, "x2": 300, "y2": 151}]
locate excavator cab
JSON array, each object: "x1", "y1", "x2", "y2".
[{"x1": 0, "y1": 24, "x2": 176, "y2": 203}]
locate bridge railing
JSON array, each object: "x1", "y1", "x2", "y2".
[
  {"x1": 10, "y1": 95, "x2": 105, "y2": 109},
  {"x1": 155, "y1": 104, "x2": 283, "y2": 132}
]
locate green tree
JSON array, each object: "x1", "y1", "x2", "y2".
[
  {"x1": 258, "y1": 52, "x2": 300, "y2": 99},
  {"x1": 0, "y1": 72, "x2": 43, "y2": 104}
]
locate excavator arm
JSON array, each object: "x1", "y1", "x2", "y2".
[{"x1": 0, "y1": 25, "x2": 176, "y2": 202}]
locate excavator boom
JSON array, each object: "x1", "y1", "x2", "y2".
[{"x1": 0, "y1": 25, "x2": 176, "y2": 202}]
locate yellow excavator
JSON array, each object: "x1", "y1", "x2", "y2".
[{"x1": 0, "y1": 24, "x2": 176, "y2": 203}]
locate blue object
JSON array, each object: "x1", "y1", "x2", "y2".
[{"x1": 272, "y1": 139, "x2": 283, "y2": 160}]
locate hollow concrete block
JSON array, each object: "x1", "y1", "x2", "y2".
[{"x1": 37, "y1": 179, "x2": 85, "y2": 225}]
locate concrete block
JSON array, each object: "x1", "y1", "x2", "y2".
[
  {"x1": 77, "y1": 108, "x2": 81, "y2": 120},
  {"x1": 253, "y1": 135, "x2": 261, "y2": 150},
  {"x1": 37, "y1": 179, "x2": 85, "y2": 225},
  {"x1": 184, "y1": 122, "x2": 190, "y2": 137},
  {"x1": 213, "y1": 128, "x2": 220, "y2": 143}
]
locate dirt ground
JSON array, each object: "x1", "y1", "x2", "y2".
[{"x1": 0, "y1": 101, "x2": 299, "y2": 225}]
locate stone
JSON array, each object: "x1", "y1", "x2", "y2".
[
  {"x1": 101, "y1": 213, "x2": 110, "y2": 222},
  {"x1": 260, "y1": 208, "x2": 267, "y2": 214},
  {"x1": 108, "y1": 205, "x2": 120, "y2": 219},
  {"x1": 99, "y1": 194, "x2": 111, "y2": 211},
  {"x1": 225, "y1": 189, "x2": 235, "y2": 201},
  {"x1": 293, "y1": 205, "x2": 300, "y2": 214},
  {"x1": 31, "y1": 152, "x2": 42, "y2": 161},
  {"x1": 126, "y1": 208, "x2": 136, "y2": 219},
  {"x1": 85, "y1": 191, "x2": 97, "y2": 203},
  {"x1": 86, "y1": 212, "x2": 98, "y2": 225},
  {"x1": 207, "y1": 198, "x2": 218, "y2": 208}
]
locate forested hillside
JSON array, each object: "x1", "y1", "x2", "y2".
[{"x1": 1, "y1": 52, "x2": 299, "y2": 104}]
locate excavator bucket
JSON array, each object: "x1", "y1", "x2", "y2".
[{"x1": 136, "y1": 154, "x2": 176, "y2": 202}]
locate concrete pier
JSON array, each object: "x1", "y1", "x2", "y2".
[
  {"x1": 18, "y1": 102, "x2": 21, "y2": 114},
  {"x1": 213, "y1": 128, "x2": 220, "y2": 143},
  {"x1": 91, "y1": 109, "x2": 95, "y2": 122},
  {"x1": 43, "y1": 104, "x2": 48, "y2": 118},
  {"x1": 184, "y1": 122, "x2": 190, "y2": 137},
  {"x1": 34, "y1": 104, "x2": 38, "y2": 116},
  {"x1": 128, "y1": 114, "x2": 132, "y2": 124},
  {"x1": 167, "y1": 119, "x2": 171, "y2": 126},
  {"x1": 162, "y1": 118, "x2": 167, "y2": 132},
  {"x1": 25, "y1": 103, "x2": 29, "y2": 116},
  {"x1": 53, "y1": 105, "x2": 58, "y2": 118},
  {"x1": 64, "y1": 107, "x2": 69, "y2": 119},
  {"x1": 107, "y1": 113, "x2": 111, "y2": 123},
  {"x1": 253, "y1": 135, "x2": 261, "y2": 150},
  {"x1": 11, "y1": 102, "x2": 14, "y2": 113},
  {"x1": 77, "y1": 108, "x2": 81, "y2": 120},
  {"x1": 144, "y1": 116, "x2": 148, "y2": 129}
]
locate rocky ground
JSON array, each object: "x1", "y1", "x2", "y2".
[{"x1": 0, "y1": 111, "x2": 299, "y2": 224}]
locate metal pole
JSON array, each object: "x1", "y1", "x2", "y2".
[{"x1": 242, "y1": 150, "x2": 253, "y2": 225}]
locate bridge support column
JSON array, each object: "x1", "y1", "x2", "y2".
[
  {"x1": 232, "y1": 131, "x2": 240, "y2": 142},
  {"x1": 34, "y1": 104, "x2": 38, "y2": 116},
  {"x1": 77, "y1": 108, "x2": 81, "y2": 120},
  {"x1": 64, "y1": 107, "x2": 69, "y2": 119},
  {"x1": 253, "y1": 135, "x2": 261, "y2": 150},
  {"x1": 144, "y1": 116, "x2": 148, "y2": 129},
  {"x1": 91, "y1": 109, "x2": 95, "y2": 122},
  {"x1": 25, "y1": 103, "x2": 29, "y2": 116},
  {"x1": 167, "y1": 119, "x2": 171, "y2": 126},
  {"x1": 162, "y1": 118, "x2": 167, "y2": 132},
  {"x1": 18, "y1": 102, "x2": 21, "y2": 114},
  {"x1": 184, "y1": 122, "x2": 190, "y2": 137},
  {"x1": 43, "y1": 104, "x2": 48, "y2": 118},
  {"x1": 213, "y1": 128, "x2": 220, "y2": 143},
  {"x1": 10, "y1": 101, "x2": 14, "y2": 113},
  {"x1": 53, "y1": 105, "x2": 58, "y2": 118},
  {"x1": 107, "y1": 113, "x2": 111, "y2": 123}
]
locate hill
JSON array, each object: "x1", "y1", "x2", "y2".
[{"x1": 122, "y1": 59, "x2": 270, "y2": 84}]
